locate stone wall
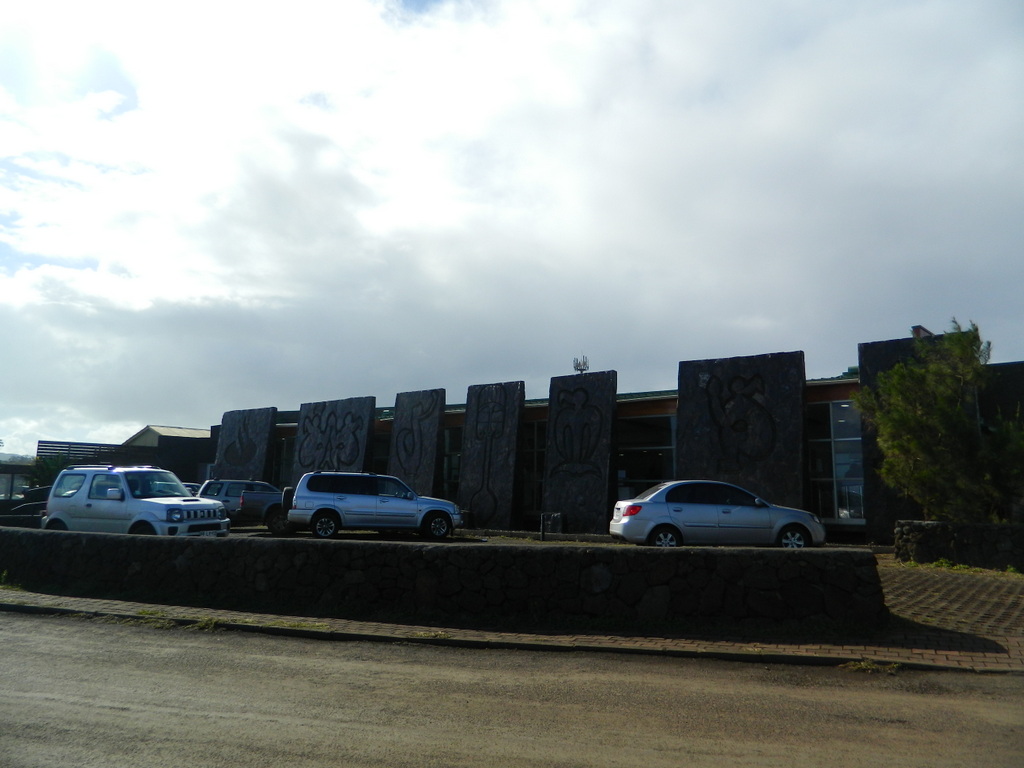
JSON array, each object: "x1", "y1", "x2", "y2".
[
  {"x1": 0, "y1": 530, "x2": 887, "y2": 629},
  {"x1": 894, "y1": 521, "x2": 1024, "y2": 570}
]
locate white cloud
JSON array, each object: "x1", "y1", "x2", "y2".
[{"x1": 1, "y1": 0, "x2": 1022, "y2": 456}]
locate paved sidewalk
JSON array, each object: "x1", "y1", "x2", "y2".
[{"x1": 2, "y1": 555, "x2": 1021, "y2": 672}]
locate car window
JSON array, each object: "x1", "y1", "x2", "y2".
[
  {"x1": 340, "y1": 476, "x2": 373, "y2": 495},
  {"x1": 53, "y1": 473, "x2": 86, "y2": 498},
  {"x1": 377, "y1": 477, "x2": 412, "y2": 499},
  {"x1": 225, "y1": 483, "x2": 245, "y2": 498},
  {"x1": 203, "y1": 482, "x2": 223, "y2": 495},
  {"x1": 702, "y1": 484, "x2": 758, "y2": 506},
  {"x1": 635, "y1": 483, "x2": 671, "y2": 501},
  {"x1": 306, "y1": 475, "x2": 332, "y2": 494},
  {"x1": 88, "y1": 474, "x2": 122, "y2": 500},
  {"x1": 665, "y1": 483, "x2": 708, "y2": 504},
  {"x1": 126, "y1": 471, "x2": 189, "y2": 499},
  {"x1": 307, "y1": 475, "x2": 372, "y2": 495}
]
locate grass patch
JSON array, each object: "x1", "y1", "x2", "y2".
[
  {"x1": 185, "y1": 617, "x2": 222, "y2": 632},
  {"x1": 0, "y1": 570, "x2": 24, "y2": 591},
  {"x1": 896, "y1": 558, "x2": 1023, "y2": 576},
  {"x1": 412, "y1": 630, "x2": 453, "y2": 640},
  {"x1": 839, "y1": 659, "x2": 902, "y2": 675},
  {"x1": 266, "y1": 619, "x2": 331, "y2": 631}
]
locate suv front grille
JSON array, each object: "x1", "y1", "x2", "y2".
[{"x1": 181, "y1": 508, "x2": 221, "y2": 520}]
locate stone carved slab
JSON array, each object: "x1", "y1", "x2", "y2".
[
  {"x1": 676, "y1": 352, "x2": 805, "y2": 509},
  {"x1": 541, "y1": 371, "x2": 617, "y2": 534},
  {"x1": 387, "y1": 389, "x2": 446, "y2": 496},
  {"x1": 457, "y1": 381, "x2": 525, "y2": 529},
  {"x1": 212, "y1": 407, "x2": 277, "y2": 481},
  {"x1": 291, "y1": 397, "x2": 376, "y2": 485}
]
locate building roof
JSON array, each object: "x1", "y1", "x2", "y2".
[{"x1": 122, "y1": 425, "x2": 212, "y2": 447}]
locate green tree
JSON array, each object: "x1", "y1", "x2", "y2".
[
  {"x1": 28, "y1": 456, "x2": 67, "y2": 488},
  {"x1": 854, "y1": 320, "x2": 1024, "y2": 523}
]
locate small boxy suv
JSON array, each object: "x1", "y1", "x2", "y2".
[
  {"x1": 289, "y1": 471, "x2": 463, "y2": 540},
  {"x1": 43, "y1": 465, "x2": 230, "y2": 537}
]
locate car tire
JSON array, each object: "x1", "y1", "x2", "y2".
[
  {"x1": 311, "y1": 510, "x2": 341, "y2": 539},
  {"x1": 44, "y1": 519, "x2": 67, "y2": 531},
  {"x1": 778, "y1": 525, "x2": 809, "y2": 548},
  {"x1": 264, "y1": 505, "x2": 292, "y2": 536},
  {"x1": 281, "y1": 486, "x2": 295, "y2": 512},
  {"x1": 647, "y1": 525, "x2": 681, "y2": 547},
  {"x1": 421, "y1": 511, "x2": 452, "y2": 540},
  {"x1": 129, "y1": 522, "x2": 156, "y2": 535}
]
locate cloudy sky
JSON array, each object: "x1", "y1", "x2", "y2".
[{"x1": 1, "y1": 0, "x2": 1022, "y2": 457}]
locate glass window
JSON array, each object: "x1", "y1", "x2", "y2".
[
  {"x1": 805, "y1": 399, "x2": 865, "y2": 524},
  {"x1": 831, "y1": 402, "x2": 861, "y2": 440},
  {"x1": 53, "y1": 473, "x2": 86, "y2": 498},
  {"x1": 805, "y1": 403, "x2": 831, "y2": 441},
  {"x1": 89, "y1": 474, "x2": 122, "y2": 500},
  {"x1": 377, "y1": 477, "x2": 412, "y2": 498},
  {"x1": 0, "y1": 475, "x2": 11, "y2": 501},
  {"x1": 203, "y1": 482, "x2": 223, "y2": 495}
]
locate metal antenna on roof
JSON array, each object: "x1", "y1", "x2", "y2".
[{"x1": 573, "y1": 354, "x2": 590, "y2": 374}]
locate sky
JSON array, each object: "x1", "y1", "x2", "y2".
[{"x1": 1, "y1": 0, "x2": 1022, "y2": 458}]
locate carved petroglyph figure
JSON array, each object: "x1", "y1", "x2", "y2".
[{"x1": 704, "y1": 374, "x2": 777, "y2": 472}]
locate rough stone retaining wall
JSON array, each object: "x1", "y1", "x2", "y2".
[
  {"x1": 0, "y1": 529, "x2": 888, "y2": 628},
  {"x1": 894, "y1": 521, "x2": 1024, "y2": 570}
]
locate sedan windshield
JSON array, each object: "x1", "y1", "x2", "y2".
[{"x1": 125, "y1": 471, "x2": 190, "y2": 499}]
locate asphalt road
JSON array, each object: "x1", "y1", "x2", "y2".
[{"x1": 1, "y1": 612, "x2": 1021, "y2": 768}]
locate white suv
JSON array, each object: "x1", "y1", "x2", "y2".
[
  {"x1": 288, "y1": 472, "x2": 464, "y2": 540},
  {"x1": 43, "y1": 465, "x2": 230, "y2": 537}
]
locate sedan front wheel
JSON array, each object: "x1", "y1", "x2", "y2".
[{"x1": 778, "y1": 525, "x2": 809, "y2": 548}]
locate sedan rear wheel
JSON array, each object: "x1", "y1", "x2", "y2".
[
  {"x1": 647, "y1": 526, "x2": 681, "y2": 548},
  {"x1": 778, "y1": 525, "x2": 809, "y2": 548}
]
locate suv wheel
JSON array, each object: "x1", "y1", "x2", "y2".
[
  {"x1": 311, "y1": 510, "x2": 341, "y2": 539},
  {"x1": 265, "y1": 506, "x2": 292, "y2": 536},
  {"x1": 421, "y1": 511, "x2": 452, "y2": 540}
]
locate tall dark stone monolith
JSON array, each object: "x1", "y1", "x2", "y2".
[
  {"x1": 388, "y1": 389, "x2": 446, "y2": 496},
  {"x1": 541, "y1": 371, "x2": 617, "y2": 534},
  {"x1": 457, "y1": 381, "x2": 525, "y2": 529},
  {"x1": 291, "y1": 397, "x2": 376, "y2": 485},
  {"x1": 212, "y1": 407, "x2": 277, "y2": 480},
  {"x1": 676, "y1": 352, "x2": 805, "y2": 509}
]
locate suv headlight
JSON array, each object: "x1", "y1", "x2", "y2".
[{"x1": 167, "y1": 508, "x2": 184, "y2": 523}]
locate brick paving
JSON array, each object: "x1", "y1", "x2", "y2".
[{"x1": 1, "y1": 553, "x2": 1021, "y2": 672}]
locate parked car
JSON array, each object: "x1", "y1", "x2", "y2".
[
  {"x1": 288, "y1": 471, "x2": 464, "y2": 540},
  {"x1": 238, "y1": 486, "x2": 290, "y2": 533},
  {"x1": 0, "y1": 486, "x2": 50, "y2": 529},
  {"x1": 197, "y1": 479, "x2": 280, "y2": 521},
  {"x1": 609, "y1": 480, "x2": 826, "y2": 548},
  {"x1": 43, "y1": 465, "x2": 229, "y2": 537}
]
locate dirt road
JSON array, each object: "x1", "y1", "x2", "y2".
[{"x1": 1, "y1": 612, "x2": 1020, "y2": 767}]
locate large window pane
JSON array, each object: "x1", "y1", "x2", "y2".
[{"x1": 831, "y1": 402, "x2": 861, "y2": 440}]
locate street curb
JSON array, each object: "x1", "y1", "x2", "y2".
[{"x1": 0, "y1": 598, "x2": 1002, "y2": 674}]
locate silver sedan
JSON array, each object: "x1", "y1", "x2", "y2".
[{"x1": 609, "y1": 480, "x2": 827, "y2": 548}]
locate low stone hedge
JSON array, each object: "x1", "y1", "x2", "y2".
[
  {"x1": 0, "y1": 529, "x2": 888, "y2": 628},
  {"x1": 894, "y1": 520, "x2": 1024, "y2": 570}
]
